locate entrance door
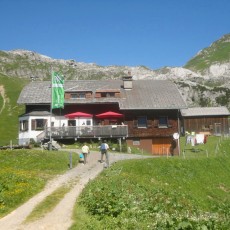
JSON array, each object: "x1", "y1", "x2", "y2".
[
  {"x1": 214, "y1": 123, "x2": 221, "y2": 136},
  {"x1": 152, "y1": 137, "x2": 171, "y2": 155},
  {"x1": 68, "y1": 120, "x2": 76, "y2": 136}
]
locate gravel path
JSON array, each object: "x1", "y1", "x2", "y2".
[{"x1": 0, "y1": 150, "x2": 150, "y2": 230}]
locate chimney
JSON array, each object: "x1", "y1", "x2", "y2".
[{"x1": 122, "y1": 71, "x2": 133, "y2": 90}]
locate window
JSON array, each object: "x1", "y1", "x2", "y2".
[
  {"x1": 20, "y1": 120, "x2": 28, "y2": 131},
  {"x1": 68, "y1": 120, "x2": 76, "y2": 126},
  {"x1": 202, "y1": 125, "x2": 210, "y2": 131},
  {"x1": 31, "y1": 119, "x2": 47, "y2": 131},
  {"x1": 158, "y1": 116, "x2": 168, "y2": 128},
  {"x1": 133, "y1": 138, "x2": 140, "y2": 145},
  {"x1": 71, "y1": 92, "x2": 86, "y2": 99},
  {"x1": 137, "y1": 116, "x2": 147, "y2": 128},
  {"x1": 86, "y1": 120, "x2": 91, "y2": 126},
  {"x1": 101, "y1": 92, "x2": 115, "y2": 98}
]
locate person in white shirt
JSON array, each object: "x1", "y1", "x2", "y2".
[{"x1": 81, "y1": 143, "x2": 90, "y2": 164}]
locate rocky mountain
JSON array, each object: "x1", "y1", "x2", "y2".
[
  {"x1": 1, "y1": 33, "x2": 230, "y2": 108},
  {"x1": 185, "y1": 33, "x2": 230, "y2": 77}
]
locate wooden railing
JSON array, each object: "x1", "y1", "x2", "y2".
[{"x1": 44, "y1": 125, "x2": 128, "y2": 139}]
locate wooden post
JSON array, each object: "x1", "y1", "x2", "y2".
[
  {"x1": 177, "y1": 138, "x2": 181, "y2": 156},
  {"x1": 118, "y1": 138, "x2": 122, "y2": 152},
  {"x1": 69, "y1": 152, "x2": 72, "y2": 169},
  {"x1": 182, "y1": 150, "x2": 185, "y2": 159}
]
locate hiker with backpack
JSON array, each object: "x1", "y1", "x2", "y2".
[{"x1": 100, "y1": 140, "x2": 109, "y2": 167}]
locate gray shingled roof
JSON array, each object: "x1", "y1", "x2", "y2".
[
  {"x1": 120, "y1": 80, "x2": 187, "y2": 109},
  {"x1": 19, "y1": 111, "x2": 52, "y2": 117},
  {"x1": 180, "y1": 107, "x2": 230, "y2": 117},
  {"x1": 17, "y1": 79, "x2": 187, "y2": 110}
]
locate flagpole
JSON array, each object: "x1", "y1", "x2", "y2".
[
  {"x1": 49, "y1": 71, "x2": 64, "y2": 151},
  {"x1": 49, "y1": 70, "x2": 53, "y2": 151}
]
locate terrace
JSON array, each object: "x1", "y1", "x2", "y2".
[{"x1": 42, "y1": 125, "x2": 128, "y2": 140}]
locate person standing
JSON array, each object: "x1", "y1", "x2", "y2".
[
  {"x1": 100, "y1": 140, "x2": 109, "y2": 167},
  {"x1": 81, "y1": 143, "x2": 90, "y2": 165}
]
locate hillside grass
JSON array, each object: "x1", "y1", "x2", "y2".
[
  {"x1": 0, "y1": 74, "x2": 29, "y2": 146},
  {"x1": 0, "y1": 149, "x2": 78, "y2": 217},
  {"x1": 71, "y1": 136, "x2": 230, "y2": 229},
  {"x1": 179, "y1": 135, "x2": 222, "y2": 158},
  {"x1": 184, "y1": 34, "x2": 230, "y2": 72}
]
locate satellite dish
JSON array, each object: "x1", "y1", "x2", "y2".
[{"x1": 173, "y1": 133, "x2": 179, "y2": 140}]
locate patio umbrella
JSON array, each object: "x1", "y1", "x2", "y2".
[
  {"x1": 95, "y1": 111, "x2": 124, "y2": 119},
  {"x1": 65, "y1": 112, "x2": 93, "y2": 119}
]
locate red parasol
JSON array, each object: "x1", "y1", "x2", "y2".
[
  {"x1": 65, "y1": 112, "x2": 93, "y2": 119},
  {"x1": 95, "y1": 111, "x2": 124, "y2": 119}
]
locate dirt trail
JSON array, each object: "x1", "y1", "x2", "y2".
[
  {"x1": 0, "y1": 151, "x2": 150, "y2": 230},
  {"x1": 0, "y1": 85, "x2": 6, "y2": 114}
]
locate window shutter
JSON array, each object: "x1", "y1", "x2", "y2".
[
  {"x1": 43, "y1": 119, "x2": 48, "y2": 128},
  {"x1": 154, "y1": 119, "x2": 159, "y2": 127},
  {"x1": 25, "y1": 120, "x2": 28, "y2": 131},
  {"x1": 147, "y1": 120, "x2": 152, "y2": 128},
  {"x1": 133, "y1": 120, "x2": 137, "y2": 128},
  {"x1": 31, "y1": 119, "x2": 36, "y2": 130}
]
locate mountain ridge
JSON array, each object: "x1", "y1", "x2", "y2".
[
  {"x1": 184, "y1": 33, "x2": 230, "y2": 77},
  {"x1": 1, "y1": 33, "x2": 230, "y2": 108}
]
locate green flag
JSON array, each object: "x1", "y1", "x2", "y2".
[{"x1": 52, "y1": 71, "x2": 64, "y2": 109}]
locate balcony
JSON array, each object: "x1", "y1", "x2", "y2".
[{"x1": 44, "y1": 125, "x2": 128, "y2": 139}]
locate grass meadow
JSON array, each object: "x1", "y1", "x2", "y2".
[
  {"x1": 0, "y1": 149, "x2": 78, "y2": 217},
  {"x1": 71, "y1": 136, "x2": 230, "y2": 229},
  {"x1": 0, "y1": 74, "x2": 28, "y2": 146},
  {"x1": 0, "y1": 136, "x2": 229, "y2": 229}
]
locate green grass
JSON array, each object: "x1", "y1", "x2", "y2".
[
  {"x1": 184, "y1": 34, "x2": 230, "y2": 72},
  {"x1": 71, "y1": 137, "x2": 230, "y2": 229},
  {"x1": 0, "y1": 149, "x2": 78, "y2": 217},
  {"x1": 179, "y1": 136, "x2": 222, "y2": 158},
  {"x1": 0, "y1": 74, "x2": 29, "y2": 146}
]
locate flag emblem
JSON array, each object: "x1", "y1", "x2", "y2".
[{"x1": 52, "y1": 72, "x2": 64, "y2": 109}]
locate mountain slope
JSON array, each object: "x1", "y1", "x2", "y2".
[
  {"x1": 184, "y1": 33, "x2": 230, "y2": 76},
  {"x1": 0, "y1": 49, "x2": 202, "y2": 81},
  {"x1": 0, "y1": 74, "x2": 28, "y2": 145},
  {"x1": 0, "y1": 34, "x2": 230, "y2": 110},
  {"x1": 0, "y1": 50, "x2": 150, "y2": 80}
]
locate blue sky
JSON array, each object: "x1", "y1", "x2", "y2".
[{"x1": 0, "y1": 0, "x2": 230, "y2": 69}]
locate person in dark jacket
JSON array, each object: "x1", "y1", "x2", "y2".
[{"x1": 100, "y1": 140, "x2": 109, "y2": 167}]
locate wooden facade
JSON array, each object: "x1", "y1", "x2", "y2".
[
  {"x1": 181, "y1": 116, "x2": 229, "y2": 136},
  {"x1": 124, "y1": 110, "x2": 180, "y2": 155},
  {"x1": 180, "y1": 107, "x2": 230, "y2": 136},
  {"x1": 17, "y1": 79, "x2": 187, "y2": 155}
]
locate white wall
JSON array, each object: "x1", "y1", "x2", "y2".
[{"x1": 18, "y1": 115, "x2": 93, "y2": 145}]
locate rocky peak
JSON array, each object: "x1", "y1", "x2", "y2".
[{"x1": 1, "y1": 33, "x2": 230, "y2": 108}]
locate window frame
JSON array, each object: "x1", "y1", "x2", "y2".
[
  {"x1": 31, "y1": 119, "x2": 47, "y2": 131},
  {"x1": 158, "y1": 116, "x2": 168, "y2": 128},
  {"x1": 86, "y1": 120, "x2": 91, "y2": 126},
  {"x1": 70, "y1": 92, "x2": 86, "y2": 99},
  {"x1": 137, "y1": 116, "x2": 147, "y2": 128},
  {"x1": 20, "y1": 120, "x2": 29, "y2": 132},
  {"x1": 133, "y1": 138, "x2": 140, "y2": 145},
  {"x1": 101, "y1": 92, "x2": 116, "y2": 98}
]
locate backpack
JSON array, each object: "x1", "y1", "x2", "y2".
[{"x1": 101, "y1": 143, "x2": 106, "y2": 150}]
